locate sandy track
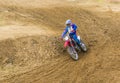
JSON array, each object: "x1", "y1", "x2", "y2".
[
  {"x1": 0, "y1": 25, "x2": 54, "y2": 40},
  {"x1": 0, "y1": 0, "x2": 120, "y2": 83}
]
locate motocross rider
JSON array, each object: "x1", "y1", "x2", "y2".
[{"x1": 61, "y1": 19, "x2": 81, "y2": 47}]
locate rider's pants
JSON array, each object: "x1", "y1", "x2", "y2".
[{"x1": 70, "y1": 34, "x2": 80, "y2": 45}]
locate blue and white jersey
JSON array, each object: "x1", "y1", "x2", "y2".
[{"x1": 61, "y1": 24, "x2": 77, "y2": 38}]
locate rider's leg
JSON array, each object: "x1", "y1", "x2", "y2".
[{"x1": 72, "y1": 34, "x2": 81, "y2": 45}]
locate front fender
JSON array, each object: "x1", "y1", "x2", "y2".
[{"x1": 64, "y1": 40, "x2": 70, "y2": 48}]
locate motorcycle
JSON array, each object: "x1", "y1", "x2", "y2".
[{"x1": 63, "y1": 34, "x2": 87, "y2": 61}]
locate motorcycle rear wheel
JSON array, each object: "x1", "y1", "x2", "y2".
[{"x1": 80, "y1": 40, "x2": 87, "y2": 52}]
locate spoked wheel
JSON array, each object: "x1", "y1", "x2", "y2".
[
  {"x1": 80, "y1": 40, "x2": 87, "y2": 52},
  {"x1": 67, "y1": 47, "x2": 79, "y2": 61}
]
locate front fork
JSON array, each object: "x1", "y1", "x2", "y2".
[{"x1": 69, "y1": 39, "x2": 77, "y2": 54}]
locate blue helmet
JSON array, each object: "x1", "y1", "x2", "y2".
[{"x1": 65, "y1": 19, "x2": 72, "y2": 25}]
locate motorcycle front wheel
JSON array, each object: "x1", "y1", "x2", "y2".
[{"x1": 67, "y1": 47, "x2": 79, "y2": 61}]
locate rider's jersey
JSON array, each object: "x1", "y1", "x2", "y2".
[{"x1": 61, "y1": 23, "x2": 77, "y2": 38}]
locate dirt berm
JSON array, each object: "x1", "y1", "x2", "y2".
[{"x1": 0, "y1": 3, "x2": 120, "y2": 83}]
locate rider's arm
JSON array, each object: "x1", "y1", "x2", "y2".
[
  {"x1": 61, "y1": 27, "x2": 68, "y2": 38},
  {"x1": 69, "y1": 24, "x2": 77, "y2": 35}
]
